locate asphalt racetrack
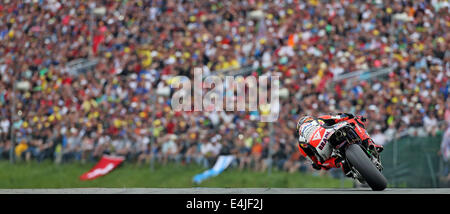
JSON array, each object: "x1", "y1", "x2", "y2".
[{"x1": 0, "y1": 188, "x2": 449, "y2": 194}]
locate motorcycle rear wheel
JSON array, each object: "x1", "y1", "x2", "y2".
[{"x1": 345, "y1": 144, "x2": 387, "y2": 191}]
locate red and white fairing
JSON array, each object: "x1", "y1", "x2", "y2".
[{"x1": 298, "y1": 120, "x2": 351, "y2": 161}]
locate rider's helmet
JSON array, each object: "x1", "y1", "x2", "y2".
[
  {"x1": 296, "y1": 115, "x2": 314, "y2": 148},
  {"x1": 296, "y1": 115, "x2": 314, "y2": 132}
]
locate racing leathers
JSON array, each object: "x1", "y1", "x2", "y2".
[{"x1": 296, "y1": 113, "x2": 383, "y2": 175}]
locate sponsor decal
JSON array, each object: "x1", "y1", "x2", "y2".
[
  {"x1": 312, "y1": 131, "x2": 322, "y2": 141},
  {"x1": 318, "y1": 140, "x2": 327, "y2": 150},
  {"x1": 323, "y1": 130, "x2": 332, "y2": 139}
]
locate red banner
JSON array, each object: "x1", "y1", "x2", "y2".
[{"x1": 80, "y1": 155, "x2": 124, "y2": 181}]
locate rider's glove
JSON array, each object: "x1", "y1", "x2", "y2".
[{"x1": 312, "y1": 163, "x2": 322, "y2": 170}]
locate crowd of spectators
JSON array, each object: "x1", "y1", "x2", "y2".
[{"x1": 0, "y1": 0, "x2": 449, "y2": 174}]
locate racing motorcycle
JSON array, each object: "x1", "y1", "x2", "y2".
[{"x1": 309, "y1": 116, "x2": 387, "y2": 191}]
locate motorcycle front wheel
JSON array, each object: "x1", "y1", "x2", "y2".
[{"x1": 345, "y1": 144, "x2": 387, "y2": 191}]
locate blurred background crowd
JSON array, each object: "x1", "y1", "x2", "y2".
[{"x1": 0, "y1": 0, "x2": 449, "y2": 176}]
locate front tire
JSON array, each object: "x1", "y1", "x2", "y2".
[{"x1": 345, "y1": 144, "x2": 387, "y2": 191}]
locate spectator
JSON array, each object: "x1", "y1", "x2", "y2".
[
  {"x1": 184, "y1": 133, "x2": 200, "y2": 165},
  {"x1": 161, "y1": 134, "x2": 178, "y2": 165},
  {"x1": 250, "y1": 139, "x2": 263, "y2": 171},
  {"x1": 63, "y1": 128, "x2": 83, "y2": 162},
  {"x1": 200, "y1": 135, "x2": 222, "y2": 167},
  {"x1": 236, "y1": 136, "x2": 251, "y2": 170},
  {"x1": 1, "y1": 140, "x2": 12, "y2": 160},
  {"x1": 136, "y1": 136, "x2": 151, "y2": 166},
  {"x1": 371, "y1": 125, "x2": 387, "y2": 146},
  {"x1": 264, "y1": 142, "x2": 288, "y2": 171},
  {"x1": 0, "y1": 119, "x2": 9, "y2": 140},
  {"x1": 81, "y1": 135, "x2": 94, "y2": 164},
  {"x1": 15, "y1": 139, "x2": 28, "y2": 161},
  {"x1": 424, "y1": 113, "x2": 439, "y2": 135}
]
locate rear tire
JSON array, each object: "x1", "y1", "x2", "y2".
[{"x1": 345, "y1": 144, "x2": 387, "y2": 191}]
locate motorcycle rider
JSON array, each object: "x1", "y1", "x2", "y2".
[{"x1": 295, "y1": 113, "x2": 383, "y2": 177}]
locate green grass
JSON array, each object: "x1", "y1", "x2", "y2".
[{"x1": 0, "y1": 161, "x2": 352, "y2": 188}]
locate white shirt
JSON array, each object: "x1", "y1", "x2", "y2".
[
  {"x1": 0, "y1": 119, "x2": 10, "y2": 133},
  {"x1": 162, "y1": 140, "x2": 177, "y2": 154}
]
